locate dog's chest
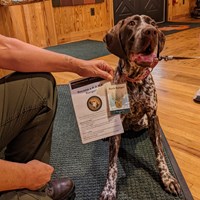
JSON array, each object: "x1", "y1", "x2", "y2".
[
  {"x1": 122, "y1": 75, "x2": 157, "y2": 130},
  {"x1": 128, "y1": 75, "x2": 156, "y2": 112}
]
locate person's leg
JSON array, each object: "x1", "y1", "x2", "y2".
[
  {"x1": 0, "y1": 72, "x2": 75, "y2": 200},
  {"x1": 0, "y1": 72, "x2": 57, "y2": 163}
]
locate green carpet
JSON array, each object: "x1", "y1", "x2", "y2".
[
  {"x1": 46, "y1": 39, "x2": 110, "y2": 60},
  {"x1": 50, "y1": 85, "x2": 193, "y2": 200}
]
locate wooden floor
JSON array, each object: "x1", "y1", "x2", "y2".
[
  {"x1": 1, "y1": 18, "x2": 200, "y2": 200},
  {"x1": 152, "y1": 28, "x2": 200, "y2": 200}
]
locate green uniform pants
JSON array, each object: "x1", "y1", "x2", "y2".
[{"x1": 0, "y1": 72, "x2": 58, "y2": 200}]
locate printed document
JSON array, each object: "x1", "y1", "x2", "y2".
[{"x1": 70, "y1": 77, "x2": 124, "y2": 144}]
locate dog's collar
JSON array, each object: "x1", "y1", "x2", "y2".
[
  {"x1": 122, "y1": 58, "x2": 158, "y2": 83},
  {"x1": 123, "y1": 69, "x2": 151, "y2": 83}
]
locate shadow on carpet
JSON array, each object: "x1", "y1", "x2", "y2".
[
  {"x1": 46, "y1": 40, "x2": 110, "y2": 60},
  {"x1": 50, "y1": 85, "x2": 193, "y2": 200},
  {"x1": 158, "y1": 21, "x2": 200, "y2": 35}
]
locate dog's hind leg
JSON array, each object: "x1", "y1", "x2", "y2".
[
  {"x1": 99, "y1": 134, "x2": 121, "y2": 200},
  {"x1": 148, "y1": 115, "x2": 181, "y2": 195}
]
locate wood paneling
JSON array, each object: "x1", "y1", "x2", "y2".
[
  {"x1": 0, "y1": 6, "x2": 16, "y2": 37},
  {"x1": 22, "y1": 1, "x2": 57, "y2": 46},
  {"x1": 0, "y1": 0, "x2": 113, "y2": 47},
  {"x1": 8, "y1": 6, "x2": 28, "y2": 42},
  {"x1": 53, "y1": 2, "x2": 112, "y2": 43},
  {"x1": 0, "y1": 1, "x2": 57, "y2": 47},
  {"x1": 167, "y1": 0, "x2": 196, "y2": 20}
]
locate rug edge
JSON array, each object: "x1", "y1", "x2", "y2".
[{"x1": 161, "y1": 129, "x2": 194, "y2": 200}]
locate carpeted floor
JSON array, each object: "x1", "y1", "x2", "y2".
[
  {"x1": 50, "y1": 85, "x2": 193, "y2": 200},
  {"x1": 46, "y1": 40, "x2": 110, "y2": 60}
]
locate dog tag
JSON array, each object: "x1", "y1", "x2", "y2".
[{"x1": 106, "y1": 83, "x2": 130, "y2": 115}]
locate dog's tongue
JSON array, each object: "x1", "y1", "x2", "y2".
[{"x1": 130, "y1": 53, "x2": 157, "y2": 67}]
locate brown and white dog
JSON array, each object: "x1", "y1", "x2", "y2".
[{"x1": 100, "y1": 15, "x2": 181, "y2": 200}]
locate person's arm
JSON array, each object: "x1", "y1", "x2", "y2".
[
  {"x1": 0, "y1": 34, "x2": 113, "y2": 80},
  {"x1": 0, "y1": 159, "x2": 54, "y2": 191}
]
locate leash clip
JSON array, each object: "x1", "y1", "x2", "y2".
[
  {"x1": 159, "y1": 55, "x2": 200, "y2": 61},
  {"x1": 158, "y1": 56, "x2": 173, "y2": 61}
]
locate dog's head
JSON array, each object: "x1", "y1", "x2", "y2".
[{"x1": 103, "y1": 15, "x2": 165, "y2": 67}]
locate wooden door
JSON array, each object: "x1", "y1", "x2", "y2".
[{"x1": 113, "y1": 0, "x2": 166, "y2": 24}]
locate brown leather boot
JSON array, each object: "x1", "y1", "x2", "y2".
[{"x1": 45, "y1": 177, "x2": 75, "y2": 200}]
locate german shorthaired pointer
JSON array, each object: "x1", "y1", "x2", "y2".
[{"x1": 100, "y1": 15, "x2": 181, "y2": 199}]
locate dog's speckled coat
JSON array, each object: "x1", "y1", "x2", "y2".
[{"x1": 100, "y1": 15, "x2": 181, "y2": 200}]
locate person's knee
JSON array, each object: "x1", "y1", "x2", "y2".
[
  {"x1": 29, "y1": 72, "x2": 57, "y2": 111},
  {"x1": 9, "y1": 72, "x2": 58, "y2": 117}
]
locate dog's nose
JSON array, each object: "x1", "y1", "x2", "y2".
[{"x1": 143, "y1": 27, "x2": 157, "y2": 37}]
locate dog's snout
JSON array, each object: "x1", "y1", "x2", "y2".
[{"x1": 143, "y1": 27, "x2": 157, "y2": 38}]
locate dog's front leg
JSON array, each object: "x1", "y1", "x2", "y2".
[
  {"x1": 100, "y1": 134, "x2": 121, "y2": 200},
  {"x1": 148, "y1": 115, "x2": 181, "y2": 195}
]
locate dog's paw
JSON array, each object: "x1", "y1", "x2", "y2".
[
  {"x1": 99, "y1": 191, "x2": 116, "y2": 200},
  {"x1": 162, "y1": 174, "x2": 181, "y2": 195}
]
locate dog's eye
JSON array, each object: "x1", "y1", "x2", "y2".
[
  {"x1": 151, "y1": 21, "x2": 156, "y2": 26},
  {"x1": 129, "y1": 21, "x2": 135, "y2": 26}
]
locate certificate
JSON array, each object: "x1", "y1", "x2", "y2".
[{"x1": 70, "y1": 77, "x2": 124, "y2": 144}]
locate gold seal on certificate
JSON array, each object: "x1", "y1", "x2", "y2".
[{"x1": 87, "y1": 96, "x2": 102, "y2": 111}]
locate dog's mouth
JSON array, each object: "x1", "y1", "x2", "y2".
[{"x1": 129, "y1": 42, "x2": 158, "y2": 68}]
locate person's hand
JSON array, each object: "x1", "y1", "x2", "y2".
[
  {"x1": 77, "y1": 59, "x2": 114, "y2": 81},
  {"x1": 24, "y1": 160, "x2": 54, "y2": 190}
]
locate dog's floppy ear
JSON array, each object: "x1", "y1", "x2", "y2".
[
  {"x1": 157, "y1": 30, "x2": 165, "y2": 53},
  {"x1": 103, "y1": 20, "x2": 127, "y2": 59}
]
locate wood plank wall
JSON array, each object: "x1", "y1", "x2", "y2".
[
  {"x1": 167, "y1": 0, "x2": 196, "y2": 20},
  {"x1": 0, "y1": 0, "x2": 113, "y2": 47},
  {"x1": 53, "y1": 1, "x2": 113, "y2": 44},
  {"x1": 0, "y1": 1, "x2": 58, "y2": 46},
  {"x1": 0, "y1": 0, "x2": 197, "y2": 47}
]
